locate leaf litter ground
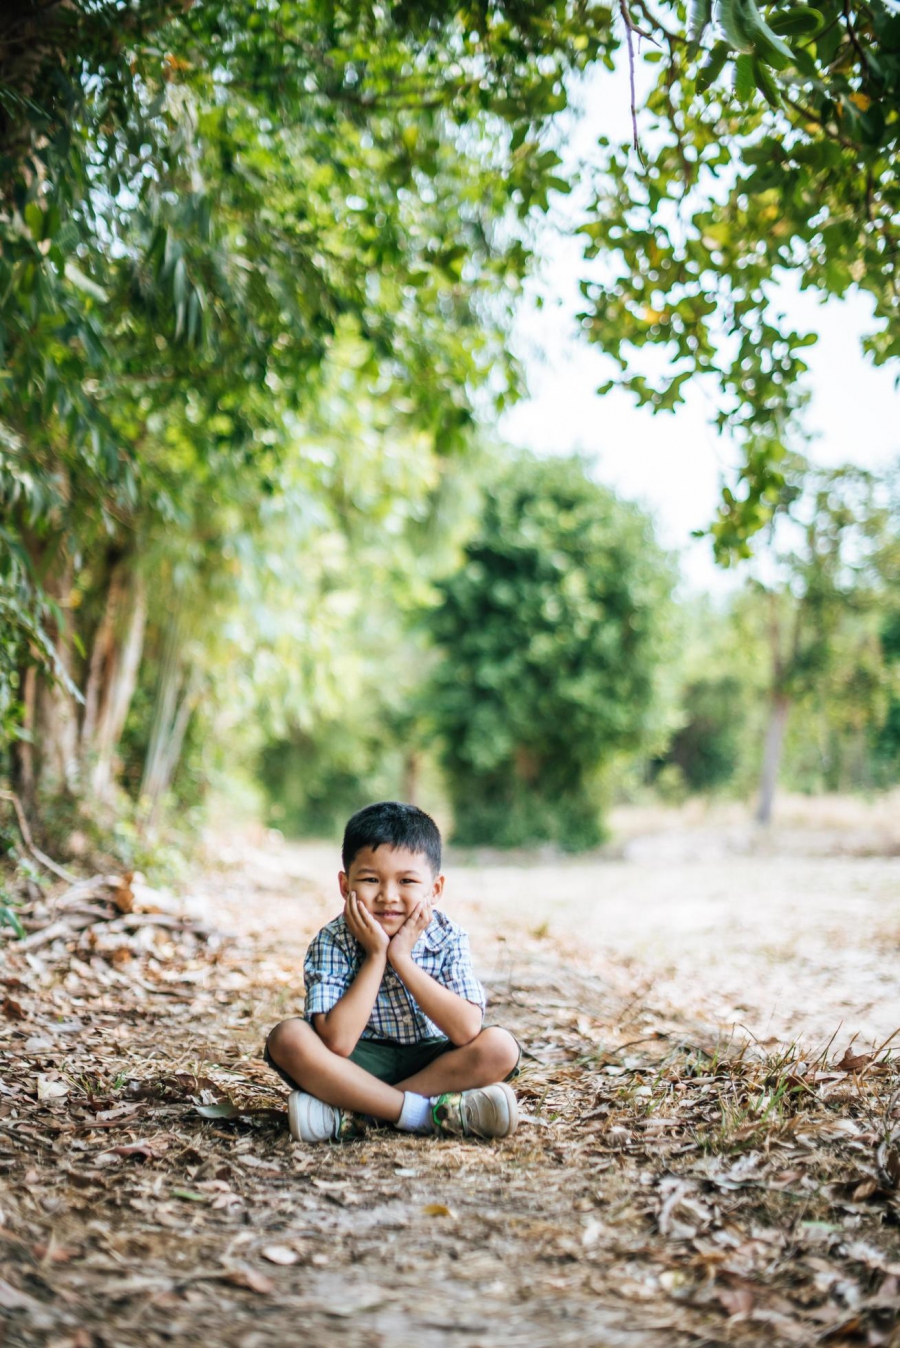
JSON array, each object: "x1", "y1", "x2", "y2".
[{"x1": 1, "y1": 829, "x2": 899, "y2": 1347}]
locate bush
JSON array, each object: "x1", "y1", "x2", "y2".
[
  {"x1": 258, "y1": 729, "x2": 406, "y2": 839},
  {"x1": 661, "y1": 676, "x2": 745, "y2": 792},
  {"x1": 427, "y1": 454, "x2": 675, "y2": 850}
]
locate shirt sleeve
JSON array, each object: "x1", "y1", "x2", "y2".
[
  {"x1": 439, "y1": 930, "x2": 487, "y2": 1014},
  {"x1": 303, "y1": 927, "x2": 356, "y2": 1020}
]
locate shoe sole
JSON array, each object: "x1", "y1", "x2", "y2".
[
  {"x1": 288, "y1": 1091, "x2": 364, "y2": 1144},
  {"x1": 493, "y1": 1082, "x2": 519, "y2": 1139},
  {"x1": 464, "y1": 1082, "x2": 518, "y2": 1139},
  {"x1": 287, "y1": 1090, "x2": 304, "y2": 1142}
]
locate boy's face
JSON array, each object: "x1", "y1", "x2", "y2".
[{"x1": 339, "y1": 845, "x2": 444, "y2": 937}]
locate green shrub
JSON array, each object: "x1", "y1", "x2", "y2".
[{"x1": 427, "y1": 454, "x2": 675, "y2": 850}]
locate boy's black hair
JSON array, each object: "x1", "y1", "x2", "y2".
[{"x1": 342, "y1": 801, "x2": 442, "y2": 875}]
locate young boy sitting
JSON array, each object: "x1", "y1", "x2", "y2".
[{"x1": 265, "y1": 801, "x2": 520, "y2": 1142}]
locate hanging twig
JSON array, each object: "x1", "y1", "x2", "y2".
[
  {"x1": 629, "y1": 0, "x2": 681, "y2": 43},
  {"x1": 619, "y1": 0, "x2": 645, "y2": 163},
  {"x1": 0, "y1": 789, "x2": 78, "y2": 883}
]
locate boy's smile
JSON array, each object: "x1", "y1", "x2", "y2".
[{"x1": 340, "y1": 844, "x2": 443, "y2": 937}]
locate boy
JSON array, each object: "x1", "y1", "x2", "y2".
[{"x1": 265, "y1": 801, "x2": 520, "y2": 1142}]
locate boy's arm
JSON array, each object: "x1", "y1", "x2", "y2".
[
  {"x1": 388, "y1": 904, "x2": 483, "y2": 1046},
  {"x1": 312, "y1": 894, "x2": 388, "y2": 1057}
]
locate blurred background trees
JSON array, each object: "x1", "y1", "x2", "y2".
[
  {"x1": 1, "y1": 0, "x2": 899, "y2": 876},
  {"x1": 1, "y1": 0, "x2": 601, "y2": 843},
  {"x1": 426, "y1": 455, "x2": 675, "y2": 849}
]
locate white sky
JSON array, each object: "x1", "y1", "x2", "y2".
[{"x1": 497, "y1": 63, "x2": 900, "y2": 595}]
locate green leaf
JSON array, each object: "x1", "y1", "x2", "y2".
[
  {"x1": 687, "y1": 0, "x2": 713, "y2": 45},
  {"x1": 195, "y1": 1101, "x2": 238, "y2": 1119},
  {"x1": 63, "y1": 262, "x2": 108, "y2": 303},
  {"x1": 733, "y1": 53, "x2": 756, "y2": 101},
  {"x1": 696, "y1": 42, "x2": 729, "y2": 92},
  {"x1": 23, "y1": 202, "x2": 42, "y2": 239},
  {"x1": 0, "y1": 906, "x2": 25, "y2": 939},
  {"x1": 752, "y1": 58, "x2": 782, "y2": 108},
  {"x1": 768, "y1": 7, "x2": 825, "y2": 38}
]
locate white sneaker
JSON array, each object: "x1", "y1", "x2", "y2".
[
  {"x1": 431, "y1": 1083, "x2": 518, "y2": 1139},
  {"x1": 287, "y1": 1091, "x2": 367, "y2": 1143}
]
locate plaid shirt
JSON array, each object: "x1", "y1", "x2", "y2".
[{"x1": 303, "y1": 909, "x2": 486, "y2": 1044}]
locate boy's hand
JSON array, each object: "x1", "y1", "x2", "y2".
[
  {"x1": 344, "y1": 890, "x2": 390, "y2": 959},
  {"x1": 387, "y1": 899, "x2": 433, "y2": 969}
]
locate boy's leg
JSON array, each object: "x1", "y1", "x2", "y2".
[
  {"x1": 266, "y1": 1018, "x2": 404, "y2": 1124},
  {"x1": 395, "y1": 1027, "x2": 520, "y2": 1097}
]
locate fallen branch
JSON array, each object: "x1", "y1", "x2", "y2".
[
  {"x1": 0, "y1": 789, "x2": 78, "y2": 883},
  {"x1": 106, "y1": 912, "x2": 214, "y2": 937},
  {"x1": 55, "y1": 876, "x2": 114, "y2": 909},
  {"x1": 55, "y1": 873, "x2": 134, "y2": 914},
  {"x1": 15, "y1": 907, "x2": 113, "y2": 951}
]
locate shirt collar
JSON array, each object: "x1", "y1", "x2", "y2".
[{"x1": 418, "y1": 910, "x2": 452, "y2": 953}]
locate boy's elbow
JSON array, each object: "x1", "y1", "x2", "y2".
[
  {"x1": 450, "y1": 1009, "x2": 484, "y2": 1047},
  {"x1": 313, "y1": 1016, "x2": 356, "y2": 1058},
  {"x1": 319, "y1": 1031, "x2": 356, "y2": 1058}
]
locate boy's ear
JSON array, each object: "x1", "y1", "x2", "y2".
[
  {"x1": 338, "y1": 871, "x2": 350, "y2": 899},
  {"x1": 431, "y1": 873, "x2": 445, "y2": 900}
]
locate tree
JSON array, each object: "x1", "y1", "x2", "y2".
[
  {"x1": 579, "y1": 0, "x2": 900, "y2": 560},
  {"x1": 872, "y1": 611, "x2": 900, "y2": 780},
  {"x1": 737, "y1": 461, "x2": 892, "y2": 822},
  {"x1": 0, "y1": 1, "x2": 610, "y2": 822},
  {"x1": 5, "y1": 2, "x2": 899, "y2": 591},
  {"x1": 5, "y1": 0, "x2": 900, "y2": 840},
  {"x1": 206, "y1": 336, "x2": 484, "y2": 839},
  {"x1": 427, "y1": 453, "x2": 675, "y2": 849},
  {"x1": 662, "y1": 675, "x2": 747, "y2": 791}
]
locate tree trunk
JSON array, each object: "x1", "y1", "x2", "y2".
[
  {"x1": 31, "y1": 550, "x2": 80, "y2": 796},
  {"x1": 755, "y1": 694, "x2": 791, "y2": 825},
  {"x1": 9, "y1": 660, "x2": 38, "y2": 821},
  {"x1": 81, "y1": 566, "x2": 127, "y2": 750},
  {"x1": 81, "y1": 567, "x2": 147, "y2": 799},
  {"x1": 145, "y1": 667, "x2": 201, "y2": 827},
  {"x1": 14, "y1": 665, "x2": 37, "y2": 808},
  {"x1": 140, "y1": 617, "x2": 201, "y2": 827},
  {"x1": 402, "y1": 750, "x2": 420, "y2": 805},
  {"x1": 140, "y1": 617, "x2": 182, "y2": 810}
]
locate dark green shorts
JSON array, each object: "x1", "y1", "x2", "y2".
[
  {"x1": 264, "y1": 1027, "x2": 521, "y2": 1089},
  {"x1": 349, "y1": 1036, "x2": 457, "y2": 1084}
]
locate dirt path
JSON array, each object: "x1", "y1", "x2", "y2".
[
  {"x1": 449, "y1": 844, "x2": 900, "y2": 1050},
  {"x1": 230, "y1": 827, "x2": 900, "y2": 1051},
  {"x1": 1, "y1": 826, "x2": 899, "y2": 1346}
]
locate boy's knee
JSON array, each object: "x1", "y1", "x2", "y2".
[
  {"x1": 476, "y1": 1026, "x2": 519, "y2": 1076},
  {"x1": 266, "y1": 1017, "x2": 312, "y2": 1067}
]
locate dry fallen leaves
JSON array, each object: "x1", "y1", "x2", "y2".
[
  {"x1": 36, "y1": 1074, "x2": 68, "y2": 1102},
  {"x1": 0, "y1": 846, "x2": 898, "y2": 1347},
  {"x1": 224, "y1": 1266, "x2": 276, "y2": 1295},
  {"x1": 260, "y1": 1245, "x2": 300, "y2": 1266}
]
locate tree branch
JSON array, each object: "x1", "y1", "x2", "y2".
[
  {"x1": 0, "y1": 789, "x2": 78, "y2": 882},
  {"x1": 619, "y1": 0, "x2": 645, "y2": 162}
]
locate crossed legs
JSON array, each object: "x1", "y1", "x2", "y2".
[{"x1": 265, "y1": 1018, "x2": 519, "y2": 1123}]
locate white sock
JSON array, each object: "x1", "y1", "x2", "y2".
[{"x1": 396, "y1": 1091, "x2": 434, "y2": 1134}]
